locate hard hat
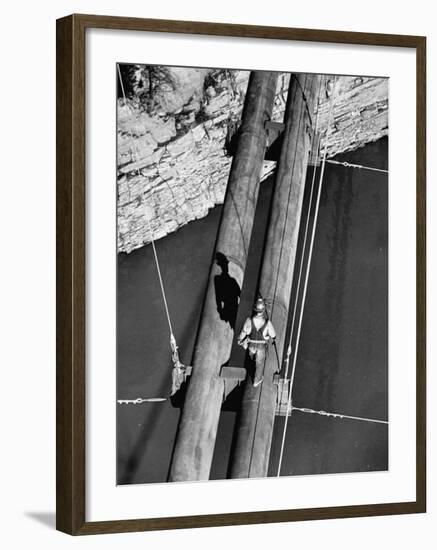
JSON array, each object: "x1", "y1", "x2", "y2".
[{"x1": 253, "y1": 297, "x2": 266, "y2": 313}]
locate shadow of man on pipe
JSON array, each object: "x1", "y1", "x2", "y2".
[{"x1": 214, "y1": 252, "x2": 241, "y2": 330}]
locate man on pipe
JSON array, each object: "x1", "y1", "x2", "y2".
[{"x1": 237, "y1": 297, "x2": 276, "y2": 387}]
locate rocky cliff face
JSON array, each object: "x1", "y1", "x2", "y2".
[
  {"x1": 316, "y1": 76, "x2": 388, "y2": 159},
  {"x1": 117, "y1": 69, "x2": 387, "y2": 253}
]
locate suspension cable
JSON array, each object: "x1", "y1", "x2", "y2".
[
  {"x1": 279, "y1": 77, "x2": 324, "y2": 383},
  {"x1": 290, "y1": 405, "x2": 388, "y2": 425},
  {"x1": 117, "y1": 64, "x2": 127, "y2": 103},
  {"x1": 117, "y1": 64, "x2": 175, "y2": 339},
  {"x1": 326, "y1": 159, "x2": 388, "y2": 173},
  {"x1": 282, "y1": 135, "x2": 322, "y2": 382},
  {"x1": 118, "y1": 397, "x2": 167, "y2": 404},
  {"x1": 146, "y1": 216, "x2": 175, "y2": 337}
]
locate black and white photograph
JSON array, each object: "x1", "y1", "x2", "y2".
[
  {"x1": 116, "y1": 65, "x2": 389, "y2": 485},
  {"x1": 1, "y1": 0, "x2": 431, "y2": 544}
]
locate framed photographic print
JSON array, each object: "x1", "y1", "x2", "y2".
[{"x1": 56, "y1": 14, "x2": 426, "y2": 535}]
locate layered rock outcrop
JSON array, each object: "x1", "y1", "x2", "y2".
[{"x1": 316, "y1": 76, "x2": 388, "y2": 158}]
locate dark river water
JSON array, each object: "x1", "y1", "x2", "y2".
[{"x1": 117, "y1": 137, "x2": 388, "y2": 484}]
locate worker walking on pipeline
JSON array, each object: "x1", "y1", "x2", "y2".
[{"x1": 237, "y1": 297, "x2": 276, "y2": 387}]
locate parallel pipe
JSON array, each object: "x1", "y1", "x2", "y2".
[
  {"x1": 169, "y1": 71, "x2": 278, "y2": 482},
  {"x1": 230, "y1": 74, "x2": 322, "y2": 479}
]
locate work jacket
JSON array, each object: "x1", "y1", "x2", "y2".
[{"x1": 238, "y1": 316, "x2": 276, "y2": 348}]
